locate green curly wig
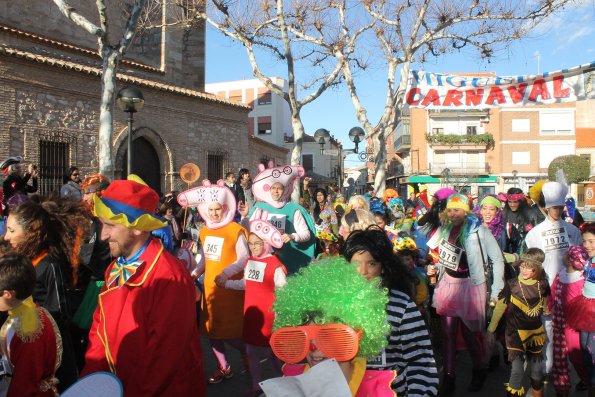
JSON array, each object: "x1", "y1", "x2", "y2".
[{"x1": 272, "y1": 256, "x2": 390, "y2": 358}]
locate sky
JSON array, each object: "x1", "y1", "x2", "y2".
[{"x1": 204, "y1": 1, "x2": 595, "y2": 167}]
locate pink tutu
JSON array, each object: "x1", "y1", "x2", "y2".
[
  {"x1": 432, "y1": 273, "x2": 487, "y2": 332},
  {"x1": 567, "y1": 295, "x2": 595, "y2": 332}
]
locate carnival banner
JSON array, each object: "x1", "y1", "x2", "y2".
[{"x1": 404, "y1": 62, "x2": 595, "y2": 109}]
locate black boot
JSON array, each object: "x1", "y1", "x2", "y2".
[
  {"x1": 439, "y1": 374, "x2": 456, "y2": 396},
  {"x1": 467, "y1": 368, "x2": 487, "y2": 392},
  {"x1": 488, "y1": 353, "x2": 499, "y2": 371}
]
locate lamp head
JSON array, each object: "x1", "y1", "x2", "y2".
[{"x1": 117, "y1": 86, "x2": 145, "y2": 113}]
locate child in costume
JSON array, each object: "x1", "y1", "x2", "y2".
[
  {"x1": 215, "y1": 209, "x2": 287, "y2": 397},
  {"x1": 394, "y1": 237, "x2": 429, "y2": 319},
  {"x1": 315, "y1": 230, "x2": 340, "y2": 260},
  {"x1": 0, "y1": 253, "x2": 61, "y2": 397},
  {"x1": 567, "y1": 222, "x2": 595, "y2": 397},
  {"x1": 549, "y1": 245, "x2": 589, "y2": 396},
  {"x1": 488, "y1": 248, "x2": 550, "y2": 397},
  {"x1": 270, "y1": 257, "x2": 395, "y2": 396}
]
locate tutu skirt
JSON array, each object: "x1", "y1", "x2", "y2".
[
  {"x1": 567, "y1": 295, "x2": 595, "y2": 332},
  {"x1": 433, "y1": 273, "x2": 487, "y2": 332}
]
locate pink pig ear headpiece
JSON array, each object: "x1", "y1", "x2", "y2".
[
  {"x1": 177, "y1": 179, "x2": 236, "y2": 229},
  {"x1": 248, "y1": 208, "x2": 283, "y2": 257},
  {"x1": 251, "y1": 162, "x2": 305, "y2": 208}
]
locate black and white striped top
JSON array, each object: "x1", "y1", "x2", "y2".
[{"x1": 367, "y1": 289, "x2": 439, "y2": 397}]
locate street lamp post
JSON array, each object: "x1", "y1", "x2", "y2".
[
  {"x1": 116, "y1": 86, "x2": 145, "y2": 176},
  {"x1": 512, "y1": 169, "x2": 518, "y2": 188},
  {"x1": 348, "y1": 127, "x2": 366, "y2": 153},
  {"x1": 314, "y1": 128, "x2": 331, "y2": 155}
]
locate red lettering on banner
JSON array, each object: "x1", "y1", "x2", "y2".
[
  {"x1": 507, "y1": 83, "x2": 528, "y2": 103},
  {"x1": 421, "y1": 89, "x2": 441, "y2": 107},
  {"x1": 406, "y1": 88, "x2": 422, "y2": 105},
  {"x1": 528, "y1": 79, "x2": 551, "y2": 101},
  {"x1": 443, "y1": 90, "x2": 463, "y2": 107},
  {"x1": 553, "y1": 75, "x2": 570, "y2": 98},
  {"x1": 486, "y1": 86, "x2": 506, "y2": 105},
  {"x1": 465, "y1": 89, "x2": 484, "y2": 106}
]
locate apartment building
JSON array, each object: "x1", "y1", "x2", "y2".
[
  {"x1": 207, "y1": 78, "x2": 345, "y2": 187},
  {"x1": 394, "y1": 102, "x2": 588, "y2": 198},
  {"x1": 205, "y1": 78, "x2": 292, "y2": 148}
]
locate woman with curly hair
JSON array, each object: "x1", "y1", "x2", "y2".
[
  {"x1": 4, "y1": 195, "x2": 90, "y2": 391},
  {"x1": 343, "y1": 228, "x2": 439, "y2": 397},
  {"x1": 270, "y1": 257, "x2": 394, "y2": 396}
]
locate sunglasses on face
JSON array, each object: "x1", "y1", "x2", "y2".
[{"x1": 270, "y1": 324, "x2": 361, "y2": 364}]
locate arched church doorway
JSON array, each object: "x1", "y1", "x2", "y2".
[{"x1": 122, "y1": 137, "x2": 162, "y2": 195}]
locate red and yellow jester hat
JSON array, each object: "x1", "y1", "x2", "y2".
[{"x1": 93, "y1": 175, "x2": 167, "y2": 232}]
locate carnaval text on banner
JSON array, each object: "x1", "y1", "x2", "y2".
[{"x1": 404, "y1": 62, "x2": 595, "y2": 109}]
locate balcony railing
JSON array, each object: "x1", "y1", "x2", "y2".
[
  {"x1": 425, "y1": 133, "x2": 494, "y2": 149},
  {"x1": 430, "y1": 162, "x2": 491, "y2": 176},
  {"x1": 395, "y1": 134, "x2": 411, "y2": 150}
]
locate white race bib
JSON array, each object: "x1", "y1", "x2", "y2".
[
  {"x1": 203, "y1": 236, "x2": 224, "y2": 262},
  {"x1": 541, "y1": 227, "x2": 569, "y2": 253},
  {"x1": 245, "y1": 260, "x2": 267, "y2": 283},
  {"x1": 366, "y1": 348, "x2": 387, "y2": 368},
  {"x1": 267, "y1": 213, "x2": 287, "y2": 234},
  {"x1": 438, "y1": 239, "x2": 464, "y2": 271}
]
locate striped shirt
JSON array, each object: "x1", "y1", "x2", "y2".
[{"x1": 367, "y1": 289, "x2": 439, "y2": 397}]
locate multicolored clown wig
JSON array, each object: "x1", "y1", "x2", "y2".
[
  {"x1": 272, "y1": 257, "x2": 390, "y2": 358},
  {"x1": 177, "y1": 179, "x2": 237, "y2": 229}
]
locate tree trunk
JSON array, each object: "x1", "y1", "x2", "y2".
[
  {"x1": 98, "y1": 50, "x2": 119, "y2": 178},
  {"x1": 373, "y1": 132, "x2": 387, "y2": 197},
  {"x1": 290, "y1": 113, "x2": 305, "y2": 203}
]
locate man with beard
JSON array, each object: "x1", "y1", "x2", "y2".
[{"x1": 81, "y1": 176, "x2": 205, "y2": 397}]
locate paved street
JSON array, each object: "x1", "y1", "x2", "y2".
[{"x1": 200, "y1": 337, "x2": 585, "y2": 397}]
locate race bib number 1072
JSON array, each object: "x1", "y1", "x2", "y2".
[{"x1": 541, "y1": 227, "x2": 569, "y2": 253}]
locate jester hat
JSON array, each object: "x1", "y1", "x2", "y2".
[
  {"x1": 251, "y1": 160, "x2": 305, "y2": 209},
  {"x1": 93, "y1": 175, "x2": 167, "y2": 232},
  {"x1": 249, "y1": 208, "x2": 283, "y2": 257},
  {"x1": 272, "y1": 256, "x2": 390, "y2": 358},
  {"x1": 177, "y1": 179, "x2": 236, "y2": 229}
]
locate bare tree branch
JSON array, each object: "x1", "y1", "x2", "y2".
[{"x1": 52, "y1": 0, "x2": 103, "y2": 37}]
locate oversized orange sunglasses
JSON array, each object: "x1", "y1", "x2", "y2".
[{"x1": 270, "y1": 324, "x2": 362, "y2": 364}]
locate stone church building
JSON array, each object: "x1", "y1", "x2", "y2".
[{"x1": 0, "y1": 1, "x2": 287, "y2": 195}]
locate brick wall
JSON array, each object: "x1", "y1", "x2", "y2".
[{"x1": 0, "y1": 55, "x2": 250, "y2": 194}]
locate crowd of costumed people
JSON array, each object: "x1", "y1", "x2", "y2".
[{"x1": 0, "y1": 154, "x2": 593, "y2": 397}]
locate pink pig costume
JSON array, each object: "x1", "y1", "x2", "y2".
[
  {"x1": 221, "y1": 208, "x2": 288, "y2": 392},
  {"x1": 247, "y1": 161, "x2": 316, "y2": 274}
]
